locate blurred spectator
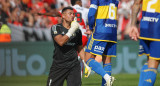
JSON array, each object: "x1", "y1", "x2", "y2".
[
  {"x1": 117, "y1": 0, "x2": 134, "y2": 40},
  {"x1": 0, "y1": 7, "x2": 8, "y2": 25},
  {"x1": 20, "y1": 11, "x2": 34, "y2": 27},
  {"x1": 21, "y1": 0, "x2": 32, "y2": 11},
  {"x1": 0, "y1": 1, "x2": 11, "y2": 42},
  {"x1": 10, "y1": 7, "x2": 23, "y2": 26},
  {"x1": 0, "y1": 0, "x2": 141, "y2": 41},
  {"x1": 43, "y1": 0, "x2": 56, "y2": 6},
  {"x1": 57, "y1": 0, "x2": 69, "y2": 8},
  {"x1": 0, "y1": 22, "x2": 11, "y2": 42},
  {"x1": 58, "y1": 3, "x2": 65, "y2": 11},
  {"x1": 81, "y1": 0, "x2": 90, "y2": 8},
  {"x1": 0, "y1": 0, "x2": 91, "y2": 29},
  {"x1": 0, "y1": 22, "x2": 2, "y2": 29}
]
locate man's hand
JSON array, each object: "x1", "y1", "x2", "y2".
[
  {"x1": 66, "y1": 17, "x2": 79, "y2": 37},
  {"x1": 85, "y1": 27, "x2": 92, "y2": 35},
  {"x1": 70, "y1": 17, "x2": 79, "y2": 30},
  {"x1": 129, "y1": 26, "x2": 139, "y2": 41}
]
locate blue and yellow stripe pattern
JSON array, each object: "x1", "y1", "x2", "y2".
[
  {"x1": 88, "y1": 0, "x2": 119, "y2": 43},
  {"x1": 140, "y1": 0, "x2": 160, "y2": 41}
]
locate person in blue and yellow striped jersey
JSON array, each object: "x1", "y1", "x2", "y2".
[
  {"x1": 129, "y1": 0, "x2": 160, "y2": 86},
  {"x1": 84, "y1": 0, "x2": 119, "y2": 86}
]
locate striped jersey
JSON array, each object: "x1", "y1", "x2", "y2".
[
  {"x1": 140, "y1": 0, "x2": 160, "y2": 41},
  {"x1": 72, "y1": 5, "x2": 89, "y2": 36},
  {"x1": 59, "y1": 5, "x2": 89, "y2": 36},
  {"x1": 88, "y1": 0, "x2": 119, "y2": 43}
]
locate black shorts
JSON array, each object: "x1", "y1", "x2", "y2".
[{"x1": 46, "y1": 61, "x2": 81, "y2": 86}]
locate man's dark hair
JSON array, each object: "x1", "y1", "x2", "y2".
[
  {"x1": 71, "y1": 0, "x2": 81, "y2": 6},
  {"x1": 62, "y1": 7, "x2": 73, "y2": 13}
]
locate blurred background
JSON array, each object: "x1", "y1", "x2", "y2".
[
  {"x1": 0, "y1": 0, "x2": 160, "y2": 86},
  {"x1": 0, "y1": 0, "x2": 138, "y2": 42}
]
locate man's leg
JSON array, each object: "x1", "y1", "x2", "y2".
[
  {"x1": 101, "y1": 42, "x2": 116, "y2": 86},
  {"x1": 142, "y1": 58, "x2": 159, "y2": 86},
  {"x1": 95, "y1": 55, "x2": 102, "y2": 63},
  {"x1": 101, "y1": 56, "x2": 112, "y2": 86},
  {"x1": 138, "y1": 62, "x2": 148, "y2": 86},
  {"x1": 78, "y1": 35, "x2": 88, "y2": 78},
  {"x1": 67, "y1": 61, "x2": 81, "y2": 86},
  {"x1": 46, "y1": 65, "x2": 68, "y2": 86},
  {"x1": 142, "y1": 41, "x2": 160, "y2": 86},
  {"x1": 138, "y1": 39, "x2": 150, "y2": 86},
  {"x1": 85, "y1": 52, "x2": 110, "y2": 84}
]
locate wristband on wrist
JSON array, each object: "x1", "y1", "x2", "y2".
[{"x1": 66, "y1": 32, "x2": 72, "y2": 38}]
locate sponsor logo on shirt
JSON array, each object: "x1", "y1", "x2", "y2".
[
  {"x1": 105, "y1": 23, "x2": 117, "y2": 28},
  {"x1": 142, "y1": 16, "x2": 159, "y2": 22}
]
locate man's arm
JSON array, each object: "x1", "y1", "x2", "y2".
[
  {"x1": 37, "y1": 12, "x2": 61, "y2": 17},
  {"x1": 54, "y1": 35, "x2": 70, "y2": 46},
  {"x1": 129, "y1": 0, "x2": 142, "y2": 41},
  {"x1": 131, "y1": 0, "x2": 142, "y2": 26},
  {"x1": 77, "y1": 45, "x2": 85, "y2": 60},
  {"x1": 52, "y1": 19, "x2": 79, "y2": 46},
  {"x1": 37, "y1": 9, "x2": 61, "y2": 17},
  {"x1": 88, "y1": 0, "x2": 98, "y2": 31}
]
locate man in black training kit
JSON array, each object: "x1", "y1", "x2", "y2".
[{"x1": 47, "y1": 7, "x2": 85, "y2": 86}]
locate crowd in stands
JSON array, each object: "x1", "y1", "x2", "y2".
[
  {"x1": 0, "y1": 0, "x2": 140, "y2": 41},
  {"x1": 118, "y1": 0, "x2": 134, "y2": 40},
  {"x1": 0, "y1": 0, "x2": 58, "y2": 28}
]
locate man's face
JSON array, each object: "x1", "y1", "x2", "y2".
[{"x1": 62, "y1": 9, "x2": 74, "y2": 22}]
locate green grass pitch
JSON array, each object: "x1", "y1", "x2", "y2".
[{"x1": 0, "y1": 74, "x2": 160, "y2": 86}]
